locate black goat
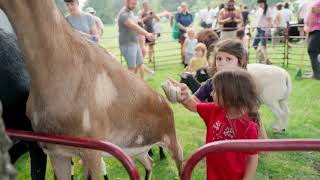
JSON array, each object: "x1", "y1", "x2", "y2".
[{"x1": 0, "y1": 29, "x2": 47, "y2": 180}]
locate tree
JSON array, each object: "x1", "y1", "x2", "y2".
[
  {"x1": 55, "y1": 0, "x2": 67, "y2": 15},
  {"x1": 83, "y1": 0, "x2": 125, "y2": 24}
]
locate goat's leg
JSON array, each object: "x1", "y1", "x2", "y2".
[
  {"x1": 163, "y1": 136, "x2": 183, "y2": 175},
  {"x1": 28, "y1": 142, "x2": 47, "y2": 180},
  {"x1": 50, "y1": 154, "x2": 71, "y2": 180},
  {"x1": 100, "y1": 158, "x2": 109, "y2": 180},
  {"x1": 136, "y1": 152, "x2": 153, "y2": 180},
  {"x1": 279, "y1": 99, "x2": 289, "y2": 131},
  {"x1": 266, "y1": 101, "x2": 283, "y2": 133},
  {"x1": 81, "y1": 150, "x2": 101, "y2": 180}
]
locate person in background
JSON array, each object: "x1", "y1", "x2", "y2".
[
  {"x1": 282, "y1": 2, "x2": 293, "y2": 26},
  {"x1": 176, "y1": 2, "x2": 194, "y2": 63},
  {"x1": 304, "y1": 0, "x2": 320, "y2": 80},
  {"x1": 137, "y1": 21, "x2": 155, "y2": 79},
  {"x1": 182, "y1": 28, "x2": 198, "y2": 67},
  {"x1": 273, "y1": 3, "x2": 286, "y2": 47},
  {"x1": 236, "y1": 29, "x2": 250, "y2": 51},
  {"x1": 241, "y1": 5, "x2": 250, "y2": 27},
  {"x1": 218, "y1": 0, "x2": 243, "y2": 39},
  {"x1": 199, "y1": 5, "x2": 216, "y2": 29},
  {"x1": 85, "y1": 7, "x2": 104, "y2": 38},
  {"x1": 138, "y1": 0, "x2": 160, "y2": 63},
  {"x1": 214, "y1": 3, "x2": 225, "y2": 37},
  {"x1": 171, "y1": 6, "x2": 182, "y2": 40},
  {"x1": 185, "y1": 43, "x2": 208, "y2": 73},
  {"x1": 118, "y1": 0, "x2": 155, "y2": 78},
  {"x1": 64, "y1": 0, "x2": 99, "y2": 42},
  {"x1": 253, "y1": 0, "x2": 273, "y2": 50},
  {"x1": 297, "y1": 0, "x2": 311, "y2": 44}
]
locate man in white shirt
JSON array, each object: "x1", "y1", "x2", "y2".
[
  {"x1": 199, "y1": 6, "x2": 217, "y2": 29},
  {"x1": 282, "y1": 2, "x2": 293, "y2": 26}
]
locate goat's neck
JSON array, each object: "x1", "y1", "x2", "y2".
[{"x1": 0, "y1": 0, "x2": 76, "y2": 84}]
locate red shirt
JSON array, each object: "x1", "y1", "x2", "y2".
[{"x1": 197, "y1": 102, "x2": 258, "y2": 180}]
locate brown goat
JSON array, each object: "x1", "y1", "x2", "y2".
[{"x1": 0, "y1": 0, "x2": 183, "y2": 179}]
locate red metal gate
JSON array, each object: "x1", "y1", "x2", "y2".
[
  {"x1": 181, "y1": 139, "x2": 320, "y2": 180},
  {"x1": 6, "y1": 129, "x2": 140, "y2": 180}
]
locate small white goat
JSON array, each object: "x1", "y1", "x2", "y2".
[{"x1": 247, "y1": 63, "x2": 292, "y2": 133}]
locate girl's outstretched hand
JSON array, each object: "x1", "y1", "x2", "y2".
[{"x1": 168, "y1": 79, "x2": 191, "y2": 103}]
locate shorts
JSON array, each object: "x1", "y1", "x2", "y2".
[{"x1": 120, "y1": 43, "x2": 143, "y2": 68}]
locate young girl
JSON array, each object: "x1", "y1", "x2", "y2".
[
  {"x1": 185, "y1": 43, "x2": 208, "y2": 73},
  {"x1": 198, "y1": 68, "x2": 260, "y2": 180},
  {"x1": 183, "y1": 28, "x2": 198, "y2": 67}
]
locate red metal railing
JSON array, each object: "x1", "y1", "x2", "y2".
[
  {"x1": 181, "y1": 139, "x2": 320, "y2": 180},
  {"x1": 6, "y1": 129, "x2": 140, "y2": 180}
]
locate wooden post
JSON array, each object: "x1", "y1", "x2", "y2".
[{"x1": 0, "y1": 102, "x2": 16, "y2": 180}]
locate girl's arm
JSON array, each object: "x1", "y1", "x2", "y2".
[
  {"x1": 243, "y1": 154, "x2": 258, "y2": 180},
  {"x1": 90, "y1": 24, "x2": 100, "y2": 42},
  {"x1": 182, "y1": 40, "x2": 188, "y2": 56},
  {"x1": 181, "y1": 95, "x2": 199, "y2": 112},
  {"x1": 259, "y1": 122, "x2": 268, "y2": 139}
]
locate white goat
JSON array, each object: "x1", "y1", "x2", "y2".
[{"x1": 247, "y1": 63, "x2": 292, "y2": 133}]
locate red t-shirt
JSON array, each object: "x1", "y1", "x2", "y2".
[{"x1": 197, "y1": 102, "x2": 258, "y2": 180}]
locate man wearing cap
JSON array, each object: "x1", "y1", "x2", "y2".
[
  {"x1": 118, "y1": 0, "x2": 155, "y2": 76},
  {"x1": 86, "y1": 7, "x2": 104, "y2": 38},
  {"x1": 64, "y1": 0, "x2": 99, "y2": 42},
  {"x1": 218, "y1": 0, "x2": 243, "y2": 39}
]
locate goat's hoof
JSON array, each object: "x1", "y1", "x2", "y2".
[{"x1": 272, "y1": 128, "x2": 286, "y2": 134}]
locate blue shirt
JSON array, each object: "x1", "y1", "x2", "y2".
[
  {"x1": 66, "y1": 12, "x2": 95, "y2": 35},
  {"x1": 176, "y1": 12, "x2": 193, "y2": 33},
  {"x1": 194, "y1": 79, "x2": 213, "y2": 102}
]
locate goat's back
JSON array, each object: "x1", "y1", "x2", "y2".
[{"x1": 247, "y1": 63, "x2": 292, "y2": 101}]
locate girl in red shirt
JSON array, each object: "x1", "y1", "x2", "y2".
[{"x1": 196, "y1": 68, "x2": 260, "y2": 180}]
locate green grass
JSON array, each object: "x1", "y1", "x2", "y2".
[{"x1": 14, "y1": 23, "x2": 320, "y2": 180}]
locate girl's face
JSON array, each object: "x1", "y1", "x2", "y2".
[
  {"x1": 194, "y1": 49, "x2": 204, "y2": 58},
  {"x1": 215, "y1": 51, "x2": 239, "y2": 71},
  {"x1": 187, "y1": 31, "x2": 195, "y2": 39}
]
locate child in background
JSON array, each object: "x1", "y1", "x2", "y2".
[
  {"x1": 185, "y1": 43, "x2": 208, "y2": 73},
  {"x1": 236, "y1": 30, "x2": 249, "y2": 51},
  {"x1": 137, "y1": 21, "x2": 154, "y2": 79},
  {"x1": 197, "y1": 68, "x2": 260, "y2": 180},
  {"x1": 183, "y1": 28, "x2": 198, "y2": 67}
]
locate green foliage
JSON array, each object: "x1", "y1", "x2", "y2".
[
  {"x1": 55, "y1": 0, "x2": 67, "y2": 15},
  {"x1": 83, "y1": 0, "x2": 125, "y2": 24}
]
